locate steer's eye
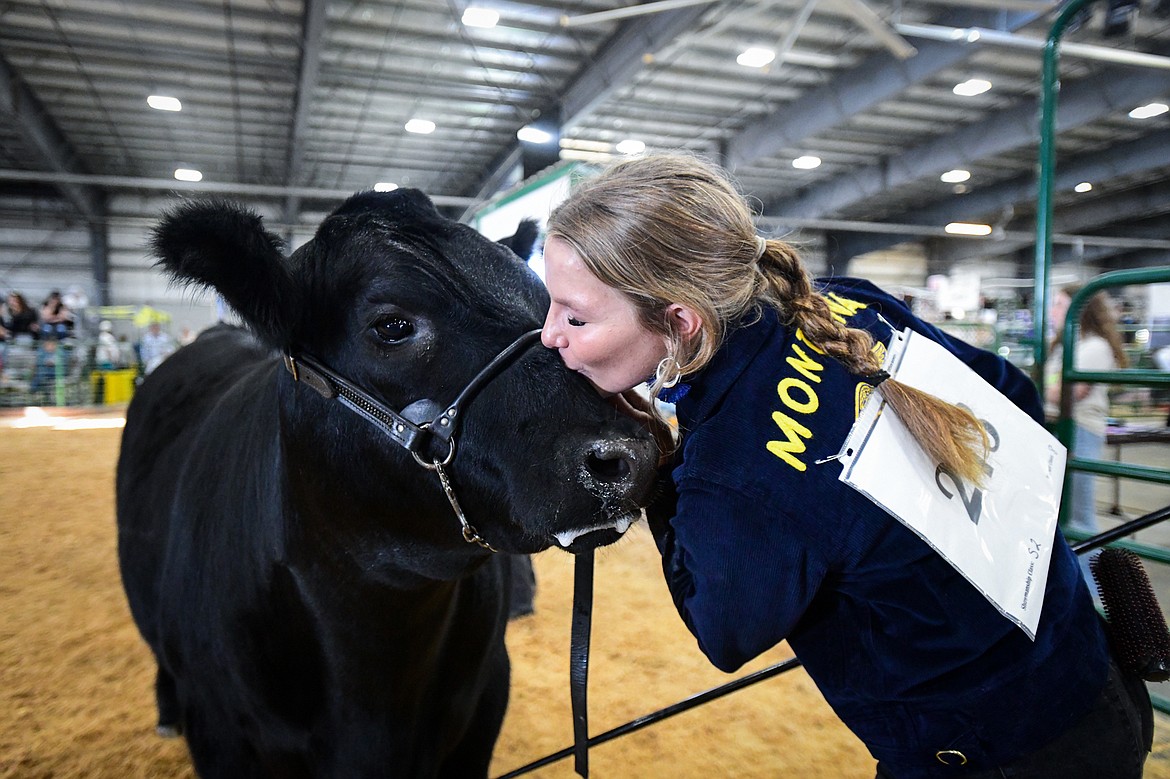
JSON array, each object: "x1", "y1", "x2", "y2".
[{"x1": 373, "y1": 317, "x2": 414, "y2": 344}]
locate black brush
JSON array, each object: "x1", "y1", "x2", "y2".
[{"x1": 1091, "y1": 548, "x2": 1170, "y2": 682}]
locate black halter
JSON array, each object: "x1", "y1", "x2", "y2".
[{"x1": 282, "y1": 329, "x2": 543, "y2": 550}]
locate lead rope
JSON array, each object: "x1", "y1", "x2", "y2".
[{"x1": 570, "y1": 549, "x2": 595, "y2": 777}]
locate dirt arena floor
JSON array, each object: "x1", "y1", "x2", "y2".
[{"x1": 2, "y1": 411, "x2": 1168, "y2": 778}]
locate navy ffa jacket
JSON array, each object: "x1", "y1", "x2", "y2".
[{"x1": 649, "y1": 278, "x2": 1109, "y2": 777}]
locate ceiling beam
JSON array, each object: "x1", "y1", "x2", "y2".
[
  {"x1": 934, "y1": 179, "x2": 1170, "y2": 265},
  {"x1": 1099, "y1": 248, "x2": 1170, "y2": 270},
  {"x1": 0, "y1": 51, "x2": 105, "y2": 224},
  {"x1": 825, "y1": 128, "x2": 1170, "y2": 261},
  {"x1": 0, "y1": 168, "x2": 478, "y2": 208},
  {"x1": 1054, "y1": 184, "x2": 1170, "y2": 234},
  {"x1": 462, "y1": 3, "x2": 711, "y2": 205},
  {"x1": 282, "y1": 0, "x2": 328, "y2": 236},
  {"x1": 560, "y1": 4, "x2": 714, "y2": 123},
  {"x1": 765, "y1": 64, "x2": 1169, "y2": 221},
  {"x1": 724, "y1": 8, "x2": 1042, "y2": 170}
]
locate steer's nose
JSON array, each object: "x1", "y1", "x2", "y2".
[{"x1": 580, "y1": 437, "x2": 658, "y2": 503}]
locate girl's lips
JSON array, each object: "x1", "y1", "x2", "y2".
[{"x1": 559, "y1": 355, "x2": 615, "y2": 397}]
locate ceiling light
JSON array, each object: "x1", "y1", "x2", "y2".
[
  {"x1": 1074, "y1": 181, "x2": 1093, "y2": 193},
  {"x1": 945, "y1": 222, "x2": 992, "y2": 236},
  {"x1": 517, "y1": 125, "x2": 553, "y2": 144},
  {"x1": 558, "y1": 148, "x2": 614, "y2": 163},
  {"x1": 405, "y1": 119, "x2": 436, "y2": 134},
  {"x1": 737, "y1": 47, "x2": 776, "y2": 68},
  {"x1": 952, "y1": 78, "x2": 991, "y2": 97},
  {"x1": 1128, "y1": 102, "x2": 1168, "y2": 119},
  {"x1": 559, "y1": 138, "x2": 612, "y2": 153},
  {"x1": 792, "y1": 155, "x2": 821, "y2": 169},
  {"x1": 616, "y1": 139, "x2": 645, "y2": 155},
  {"x1": 462, "y1": 7, "x2": 499, "y2": 28},
  {"x1": 147, "y1": 95, "x2": 182, "y2": 112},
  {"x1": 174, "y1": 168, "x2": 202, "y2": 182},
  {"x1": 374, "y1": 182, "x2": 398, "y2": 192},
  {"x1": 940, "y1": 169, "x2": 971, "y2": 183}
]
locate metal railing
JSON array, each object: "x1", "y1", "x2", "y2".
[
  {"x1": 1029, "y1": 0, "x2": 1170, "y2": 714},
  {"x1": 1053, "y1": 269, "x2": 1170, "y2": 714}
]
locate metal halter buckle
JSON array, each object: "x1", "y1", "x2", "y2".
[{"x1": 284, "y1": 330, "x2": 541, "y2": 550}]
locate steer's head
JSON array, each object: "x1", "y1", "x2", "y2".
[{"x1": 152, "y1": 190, "x2": 660, "y2": 557}]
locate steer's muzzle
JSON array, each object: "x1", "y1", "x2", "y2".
[
  {"x1": 580, "y1": 437, "x2": 658, "y2": 505},
  {"x1": 548, "y1": 435, "x2": 660, "y2": 552}
]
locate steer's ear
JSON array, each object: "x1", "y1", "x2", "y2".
[
  {"x1": 152, "y1": 200, "x2": 297, "y2": 349},
  {"x1": 496, "y1": 218, "x2": 540, "y2": 262}
]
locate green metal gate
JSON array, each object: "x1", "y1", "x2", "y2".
[{"x1": 1033, "y1": 0, "x2": 1170, "y2": 714}]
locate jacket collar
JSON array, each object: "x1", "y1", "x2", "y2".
[{"x1": 675, "y1": 304, "x2": 782, "y2": 430}]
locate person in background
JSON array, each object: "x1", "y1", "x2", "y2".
[
  {"x1": 1, "y1": 291, "x2": 40, "y2": 341},
  {"x1": 39, "y1": 290, "x2": 74, "y2": 340},
  {"x1": 94, "y1": 320, "x2": 123, "y2": 369},
  {"x1": 1153, "y1": 344, "x2": 1170, "y2": 426},
  {"x1": 30, "y1": 337, "x2": 61, "y2": 397},
  {"x1": 1045, "y1": 285, "x2": 1128, "y2": 544},
  {"x1": 138, "y1": 321, "x2": 176, "y2": 375},
  {"x1": 539, "y1": 153, "x2": 1152, "y2": 778}
]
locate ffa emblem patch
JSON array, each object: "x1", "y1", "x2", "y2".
[{"x1": 855, "y1": 381, "x2": 874, "y2": 418}]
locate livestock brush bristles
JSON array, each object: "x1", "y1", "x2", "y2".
[{"x1": 1091, "y1": 548, "x2": 1170, "y2": 682}]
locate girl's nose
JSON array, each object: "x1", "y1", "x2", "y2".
[{"x1": 541, "y1": 317, "x2": 563, "y2": 349}]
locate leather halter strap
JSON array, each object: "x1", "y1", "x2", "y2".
[
  {"x1": 283, "y1": 329, "x2": 542, "y2": 458},
  {"x1": 427, "y1": 329, "x2": 544, "y2": 448},
  {"x1": 281, "y1": 329, "x2": 543, "y2": 549},
  {"x1": 283, "y1": 351, "x2": 427, "y2": 453}
]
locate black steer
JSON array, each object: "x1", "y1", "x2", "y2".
[{"x1": 115, "y1": 189, "x2": 658, "y2": 778}]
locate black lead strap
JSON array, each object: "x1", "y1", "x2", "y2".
[{"x1": 570, "y1": 549, "x2": 595, "y2": 778}]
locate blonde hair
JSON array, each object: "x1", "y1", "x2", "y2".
[{"x1": 547, "y1": 153, "x2": 988, "y2": 484}]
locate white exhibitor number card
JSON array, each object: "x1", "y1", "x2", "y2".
[{"x1": 837, "y1": 328, "x2": 1067, "y2": 639}]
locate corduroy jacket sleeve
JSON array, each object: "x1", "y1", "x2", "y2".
[{"x1": 648, "y1": 471, "x2": 829, "y2": 673}]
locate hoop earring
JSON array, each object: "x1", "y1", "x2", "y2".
[{"x1": 655, "y1": 355, "x2": 682, "y2": 389}]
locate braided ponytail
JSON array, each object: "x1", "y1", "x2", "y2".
[
  {"x1": 757, "y1": 240, "x2": 990, "y2": 486},
  {"x1": 548, "y1": 152, "x2": 990, "y2": 485}
]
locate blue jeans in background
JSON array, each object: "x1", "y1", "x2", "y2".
[{"x1": 1068, "y1": 424, "x2": 1105, "y2": 591}]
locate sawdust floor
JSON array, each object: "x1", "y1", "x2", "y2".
[{"x1": 1, "y1": 421, "x2": 1167, "y2": 778}]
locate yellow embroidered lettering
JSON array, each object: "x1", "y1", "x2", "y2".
[
  {"x1": 824, "y1": 293, "x2": 868, "y2": 319},
  {"x1": 786, "y1": 344, "x2": 824, "y2": 384},
  {"x1": 767, "y1": 411, "x2": 812, "y2": 472},
  {"x1": 794, "y1": 328, "x2": 825, "y2": 354},
  {"x1": 778, "y1": 377, "x2": 818, "y2": 414}
]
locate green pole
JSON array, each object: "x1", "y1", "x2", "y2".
[
  {"x1": 1033, "y1": 0, "x2": 1096, "y2": 397},
  {"x1": 54, "y1": 343, "x2": 66, "y2": 406}
]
